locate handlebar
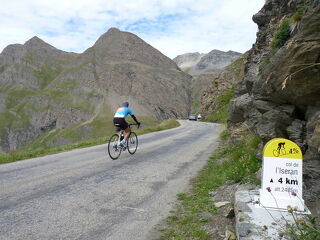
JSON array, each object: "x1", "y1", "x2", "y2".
[{"x1": 129, "y1": 123, "x2": 141, "y2": 129}]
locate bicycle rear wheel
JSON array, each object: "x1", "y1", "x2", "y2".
[
  {"x1": 127, "y1": 132, "x2": 138, "y2": 154},
  {"x1": 108, "y1": 134, "x2": 122, "y2": 160}
]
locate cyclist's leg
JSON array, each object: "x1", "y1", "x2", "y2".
[
  {"x1": 124, "y1": 127, "x2": 131, "y2": 141},
  {"x1": 115, "y1": 118, "x2": 128, "y2": 136},
  {"x1": 120, "y1": 119, "x2": 130, "y2": 141}
]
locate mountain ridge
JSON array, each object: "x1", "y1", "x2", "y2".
[
  {"x1": 173, "y1": 49, "x2": 242, "y2": 75},
  {"x1": 0, "y1": 28, "x2": 191, "y2": 152}
]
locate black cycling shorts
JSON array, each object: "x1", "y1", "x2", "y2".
[{"x1": 113, "y1": 118, "x2": 128, "y2": 130}]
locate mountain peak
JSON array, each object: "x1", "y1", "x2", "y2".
[
  {"x1": 88, "y1": 28, "x2": 178, "y2": 69},
  {"x1": 106, "y1": 27, "x2": 121, "y2": 34},
  {"x1": 24, "y1": 36, "x2": 55, "y2": 50},
  {"x1": 93, "y1": 27, "x2": 123, "y2": 46},
  {"x1": 29, "y1": 36, "x2": 43, "y2": 42}
]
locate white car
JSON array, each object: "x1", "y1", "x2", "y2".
[
  {"x1": 197, "y1": 114, "x2": 202, "y2": 121},
  {"x1": 189, "y1": 114, "x2": 197, "y2": 121}
]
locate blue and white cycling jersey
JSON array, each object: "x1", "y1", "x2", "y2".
[{"x1": 114, "y1": 107, "x2": 134, "y2": 118}]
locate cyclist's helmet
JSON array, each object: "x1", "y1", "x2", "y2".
[{"x1": 122, "y1": 102, "x2": 129, "y2": 107}]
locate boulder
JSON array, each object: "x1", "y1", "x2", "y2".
[
  {"x1": 305, "y1": 109, "x2": 320, "y2": 160},
  {"x1": 228, "y1": 94, "x2": 253, "y2": 124},
  {"x1": 287, "y1": 119, "x2": 306, "y2": 150},
  {"x1": 255, "y1": 121, "x2": 286, "y2": 142},
  {"x1": 253, "y1": 100, "x2": 277, "y2": 114}
]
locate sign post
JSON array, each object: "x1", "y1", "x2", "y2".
[{"x1": 259, "y1": 138, "x2": 306, "y2": 211}]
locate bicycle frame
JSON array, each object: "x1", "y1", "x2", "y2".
[
  {"x1": 117, "y1": 130, "x2": 125, "y2": 146},
  {"x1": 115, "y1": 123, "x2": 137, "y2": 148}
]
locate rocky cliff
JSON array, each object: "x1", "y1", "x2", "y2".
[
  {"x1": 174, "y1": 50, "x2": 242, "y2": 113},
  {"x1": 201, "y1": 53, "x2": 247, "y2": 118},
  {"x1": 0, "y1": 28, "x2": 192, "y2": 152},
  {"x1": 173, "y1": 50, "x2": 242, "y2": 75},
  {"x1": 172, "y1": 52, "x2": 205, "y2": 73},
  {"x1": 227, "y1": 0, "x2": 320, "y2": 215}
]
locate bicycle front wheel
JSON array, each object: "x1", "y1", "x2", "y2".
[
  {"x1": 108, "y1": 134, "x2": 122, "y2": 160},
  {"x1": 127, "y1": 132, "x2": 138, "y2": 155}
]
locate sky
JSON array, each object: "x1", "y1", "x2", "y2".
[{"x1": 0, "y1": 0, "x2": 265, "y2": 59}]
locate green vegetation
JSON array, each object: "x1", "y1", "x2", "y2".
[
  {"x1": 271, "y1": 19, "x2": 291, "y2": 49},
  {"x1": 285, "y1": 214, "x2": 320, "y2": 240},
  {"x1": 270, "y1": 3, "x2": 309, "y2": 50},
  {"x1": 4, "y1": 87, "x2": 69, "y2": 109},
  {"x1": 204, "y1": 106, "x2": 228, "y2": 123},
  {"x1": 210, "y1": 130, "x2": 261, "y2": 184},
  {"x1": 0, "y1": 108, "x2": 31, "y2": 140},
  {"x1": 259, "y1": 48, "x2": 278, "y2": 73},
  {"x1": 0, "y1": 119, "x2": 180, "y2": 164},
  {"x1": 136, "y1": 118, "x2": 180, "y2": 135},
  {"x1": 0, "y1": 112, "x2": 16, "y2": 138},
  {"x1": 34, "y1": 64, "x2": 62, "y2": 89},
  {"x1": 291, "y1": 5, "x2": 307, "y2": 22},
  {"x1": 260, "y1": 56, "x2": 271, "y2": 69},
  {"x1": 0, "y1": 138, "x2": 107, "y2": 164},
  {"x1": 204, "y1": 89, "x2": 234, "y2": 124},
  {"x1": 215, "y1": 89, "x2": 234, "y2": 106},
  {"x1": 224, "y1": 54, "x2": 247, "y2": 78},
  {"x1": 22, "y1": 50, "x2": 37, "y2": 65},
  {"x1": 192, "y1": 91, "x2": 201, "y2": 112},
  {"x1": 5, "y1": 88, "x2": 34, "y2": 109},
  {"x1": 55, "y1": 79, "x2": 77, "y2": 89},
  {"x1": 261, "y1": 3, "x2": 307, "y2": 72},
  {"x1": 157, "y1": 130, "x2": 261, "y2": 239}
]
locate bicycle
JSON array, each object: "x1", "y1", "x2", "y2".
[
  {"x1": 107, "y1": 123, "x2": 139, "y2": 160},
  {"x1": 273, "y1": 147, "x2": 286, "y2": 157}
]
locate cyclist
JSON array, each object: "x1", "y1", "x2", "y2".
[{"x1": 113, "y1": 102, "x2": 140, "y2": 147}]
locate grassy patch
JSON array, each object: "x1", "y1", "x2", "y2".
[
  {"x1": 209, "y1": 130, "x2": 261, "y2": 184},
  {"x1": 5, "y1": 88, "x2": 36, "y2": 109},
  {"x1": 285, "y1": 214, "x2": 320, "y2": 240},
  {"x1": 271, "y1": 19, "x2": 291, "y2": 49},
  {"x1": 291, "y1": 5, "x2": 307, "y2": 22},
  {"x1": 204, "y1": 105, "x2": 228, "y2": 124},
  {"x1": 0, "y1": 138, "x2": 107, "y2": 164},
  {"x1": 259, "y1": 48, "x2": 278, "y2": 74},
  {"x1": 34, "y1": 64, "x2": 62, "y2": 89},
  {"x1": 204, "y1": 89, "x2": 234, "y2": 124},
  {"x1": 136, "y1": 119, "x2": 180, "y2": 135},
  {"x1": 216, "y1": 89, "x2": 234, "y2": 106},
  {"x1": 0, "y1": 119, "x2": 180, "y2": 164},
  {"x1": 157, "y1": 130, "x2": 261, "y2": 239},
  {"x1": 4, "y1": 87, "x2": 69, "y2": 109},
  {"x1": 55, "y1": 79, "x2": 77, "y2": 89},
  {"x1": 192, "y1": 91, "x2": 201, "y2": 113}
]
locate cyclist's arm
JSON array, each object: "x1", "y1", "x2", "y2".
[{"x1": 131, "y1": 114, "x2": 140, "y2": 125}]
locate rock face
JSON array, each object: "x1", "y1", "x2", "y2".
[
  {"x1": 0, "y1": 28, "x2": 191, "y2": 152},
  {"x1": 195, "y1": 50, "x2": 242, "y2": 75},
  {"x1": 173, "y1": 50, "x2": 242, "y2": 75},
  {"x1": 228, "y1": 0, "x2": 320, "y2": 215},
  {"x1": 191, "y1": 73, "x2": 219, "y2": 113},
  {"x1": 174, "y1": 50, "x2": 242, "y2": 113},
  {"x1": 173, "y1": 52, "x2": 205, "y2": 73},
  {"x1": 201, "y1": 53, "x2": 248, "y2": 117}
]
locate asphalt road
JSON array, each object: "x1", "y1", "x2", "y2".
[{"x1": 0, "y1": 120, "x2": 223, "y2": 240}]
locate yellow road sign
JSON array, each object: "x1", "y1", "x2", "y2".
[{"x1": 263, "y1": 138, "x2": 302, "y2": 159}]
